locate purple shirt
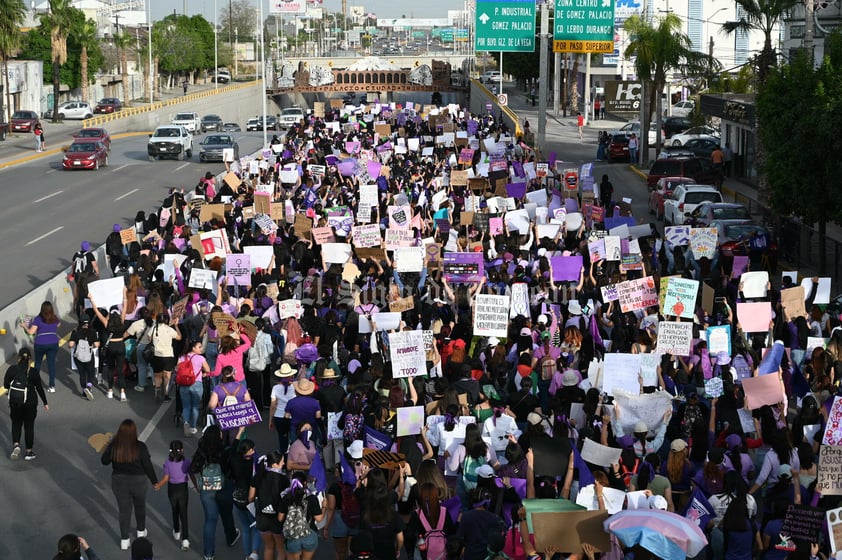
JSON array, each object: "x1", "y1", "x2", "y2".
[
  {"x1": 163, "y1": 458, "x2": 191, "y2": 484},
  {"x1": 32, "y1": 316, "x2": 60, "y2": 345},
  {"x1": 285, "y1": 395, "x2": 321, "y2": 433}
]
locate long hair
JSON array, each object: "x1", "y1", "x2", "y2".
[
  {"x1": 192, "y1": 425, "x2": 224, "y2": 472},
  {"x1": 17, "y1": 348, "x2": 31, "y2": 367},
  {"x1": 39, "y1": 301, "x2": 58, "y2": 324},
  {"x1": 219, "y1": 334, "x2": 239, "y2": 354},
  {"x1": 771, "y1": 430, "x2": 793, "y2": 467},
  {"x1": 418, "y1": 482, "x2": 441, "y2": 527},
  {"x1": 666, "y1": 447, "x2": 688, "y2": 484},
  {"x1": 414, "y1": 459, "x2": 450, "y2": 500},
  {"x1": 721, "y1": 492, "x2": 749, "y2": 532},
  {"x1": 111, "y1": 419, "x2": 140, "y2": 464},
  {"x1": 363, "y1": 468, "x2": 394, "y2": 525},
  {"x1": 168, "y1": 440, "x2": 184, "y2": 462},
  {"x1": 464, "y1": 423, "x2": 487, "y2": 459},
  {"x1": 53, "y1": 534, "x2": 81, "y2": 560}
]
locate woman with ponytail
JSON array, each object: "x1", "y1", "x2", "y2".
[
  {"x1": 404, "y1": 482, "x2": 455, "y2": 560},
  {"x1": 481, "y1": 398, "x2": 521, "y2": 459},
  {"x1": 250, "y1": 450, "x2": 290, "y2": 560},
  {"x1": 629, "y1": 453, "x2": 675, "y2": 511},
  {"x1": 4, "y1": 347, "x2": 48, "y2": 461}
]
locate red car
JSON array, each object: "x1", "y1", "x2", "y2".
[
  {"x1": 62, "y1": 140, "x2": 109, "y2": 170},
  {"x1": 648, "y1": 176, "x2": 695, "y2": 220},
  {"x1": 11, "y1": 110, "x2": 39, "y2": 133},
  {"x1": 74, "y1": 127, "x2": 111, "y2": 151},
  {"x1": 606, "y1": 134, "x2": 630, "y2": 162},
  {"x1": 94, "y1": 98, "x2": 122, "y2": 113}
]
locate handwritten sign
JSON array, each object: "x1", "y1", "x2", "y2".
[
  {"x1": 278, "y1": 299, "x2": 303, "y2": 319},
  {"x1": 352, "y1": 224, "x2": 382, "y2": 248},
  {"x1": 742, "y1": 373, "x2": 784, "y2": 410},
  {"x1": 741, "y1": 271, "x2": 769, "y2": 299},
  {"x1": 663, "y1": 278, "x2": 699, "y2": 318},
  {"x1": 704, "y1": 377, "x2": 724, "y2": 398},
  {"x1": 394, "y1": 247, "x2": 424, "y2": 272},
  {"x1": 581, "y1": 438, "x2": 623, "y2": 468},
  {"x1": 656, "y1": 321, "x2": 693, "y2": 356},
  {"x1": 120, "y1": 227, "x2": 137, "y2": 245},
  {"x1": 706, "y1": 325, "x2": 732, "y2": 356},
  {"x1": 665, "y1": 225, "x2": 690, "y2": 246},
  {"x1": 384, "y1": 228, "x2": 415, "y2": 250},
  {"x1": 311, "y1": 226, "x2": 336, "y2": 244},
  {"x1": 617, "y1": 276, "x2": 658, "y2": 313},
  {"x1": 689, "y1": 227, "x2": 717, "y2": 259},
  {"x1": 214, "y1": 400, "x2": 262, "y2": 430},
  {"x1": 823, "y1": 397, "x2": 842, "y2": 446},
  {"x1": 389, "y1": 296, "x2": 415, "y2": 313},
  {"x1": 474, "y1": 294, "x2": 510, "y2": 337},
  {"x1": 389, "y1": 330, "x2": 427, "y2": 378},
  {"x1": 781, "y1": 286, "x2": 806, "y2": 321},
  {"x1": 602, "y1": 353, "x2": 642, "y2": 396},
  {"x1": 818, "y1": 446, "x2": 842, "y2": 496}
]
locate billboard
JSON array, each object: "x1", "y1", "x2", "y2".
[
  {"x1": 270, "y1": 0, "x2": 306, "y2": 15},
  {"x1": 603, "y1": 80, "x2": 642, "y2": 114},
  {"x1": 614, "y1": 0, "x2": 644, "y2": 23}
]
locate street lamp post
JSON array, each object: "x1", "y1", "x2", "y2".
[
  {"x1": 214, "y1": 0, "x2": 218, "y2": 90},
  {"x1": 146, "y1": 0, "x2": 153, "y2": 102}
]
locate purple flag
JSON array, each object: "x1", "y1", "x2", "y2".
[
  {"x1": 564, "y1": 198, "x2": 579, "y2": 213},
  {"x1": 604, "y1": 216, "x2": 636, "y2": 231},
  {"x1": 683, "y1": 487, "x2": 714, "y2": 529},
  {"x1": 506, "y1": 183, "x2": 527, "y2": 199},
  {"x1": 512, "y1": 161, "x2": 525, "y2": 178},
  {"x1": 325, "y1": 155, "x2": 339, "y2": 166},
  {"x1": 467, "y1": 120, "x2": 478, "y2": 136},
  {"x1": 759, "y1": 340, "x2": 785, "y2": 375},
  {"x1": 589, "y1": 314, "x2": 604, "y2": 348},
  {"x1": 571, "y1": 440, "x2": 595, "y2": 487},
  {"x1": 310, "y1": 449, "x2": 328, "y2": 492},
  {"x1": 367, "y1": 160, "x2": 382, "y2": 178},
  {"x1": 548, "y1": 151, "x2": 557, "y2": 169},
  {"x1": 338, "y1": 160, "x2": 356, "y2": 177},
  {"x1": 550, "y1": 255, "x2": 583, "y2": 282},
  {"x1": 364, "y1": 425, "x2": 392, "y2": 451},
  {"x1": 548, "y1": 194, "x2": 563, "y2": 214},
  {"x1": 339, "y1": 450, "x2": 357, "y2": 486}
]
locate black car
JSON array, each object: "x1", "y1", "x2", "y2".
[
  {"x1": 680, "y1": 137, "x2": 720, "y2": 158},
  {"x1": 201, "y1": 114, "x2": 223, "y2": 132},
  {"x1": 221, "y1": 122, "x2": 241, "y2": 132},
  {"x1": 198, "y1": 134, "x2": 239, "y2": 163},
  {"x1": 662, "y1": 116, "x2": 692, "y2": 138}
]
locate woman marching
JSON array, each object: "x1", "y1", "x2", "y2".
[
  {"x1": 25, "y1": 301, "x2": 61, "y2": 392},
  {"x1": 3, "y1": 348, "x2": 49, "y2": 460}
]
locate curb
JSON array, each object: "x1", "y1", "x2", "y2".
[
  {"x1": 629, "y1": 165, "x2": 647, "y2": 180},
  {"x1": 0, "y1": 131, "x2": 152, "y2": 171}
]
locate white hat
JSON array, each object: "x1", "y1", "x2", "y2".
[
  {"x1": 347, "y1": 440, "x2": 364, "y2": 459},
  {"x1": 537, "y1": 314, "x2": 548, "y2": 324},
  {"x1": 475, "y1": 465, "x2": 496, "y2": 479},
  {"x1": 274, "y1": 363, "x2": 295, "y2": 377},
  {"x1": 648, "y1": 495, "x2": 669, "y2": 511},
  {"x1": 537, "y1": 248, "x2": 547, "y2": 257},
  {"x1": 568, "y1": 300, "x2": 582, "y2": 316},
  {"x1": 487, "y1": 337, "x2": 500, "y2": 347},
  {"x1": 562, "y1": 369, "x2": 579, "y2": 387},
  {"x1": 634, "y1": 421, "x2": 649, "y2": 434}
]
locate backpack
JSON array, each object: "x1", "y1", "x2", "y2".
[
  {"x1": 732, "y1": 354, "x2": 753, "y2": 382},
  {"x1": 283, "y1": 502, "x2": 311, "y2": 539},
  {"x1": 415, "y1": 506, "x2": 447, "y2": 560},
  {"x1": 342, "y1": 412, "x2": 365, "y2": 443},
  {"x1": 74, "y1": 337, "x2": 93, "y2": 363},
  {"x1": 200, "y1": 462, "x2": 224, "y2": 491},
  {"x1": 73, "y1": 252, "x2": 88, "y2": 275},
  {"x1": 175, "y1": 355, "x2": 197, "y2": 386},
  {"x1": 340, "y1": 482, "x2": 362, "y2": 528},
  {"x1": 462, "y1": 455, "x2": 486, "y2": 491},
  {"x1": 106, "y1": 231, "x2": 124, "y2": 258},
  {"x1": 8, "y1": 366, "x2": 29, "y2": 406},
  {"x1": 539, "y1": 355, "x2": 556, "y2": 382},
  {"x1": 256, "y1": 471, "x2": 282, "y2": 514},
  {"x1": 220, "y1": 385, "x2": 240, "y2": 407}
]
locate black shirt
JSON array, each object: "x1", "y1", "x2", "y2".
[
  {"x1": 3, "y1": 364, "x2": 48, "y2": 409},
  {"x1": 101, "y1": 441, "x2": 158, "y2": 483}
]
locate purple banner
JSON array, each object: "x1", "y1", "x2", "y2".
[
  {"x1": 376, "y1": 141, "x2": 393, "y2": 153},
  {"x1": 550, "y1": 255, "x2": 583, "y2": 282},
  {"x1": 214, "y1": 400, "x2": 262, "y2": 431},
  {"x1": 512, "y1": 161, "x2": 525, "y2": 178},
  {"x1": 338, "y1": 160, "x2": 356, "y2": 177},
  {"x1": 548, "y1": 194, "x2": 563, "y2": 214},
  {"x1": 467, "y1": 120, "x2": 478, "y2": 136},
  {"x1": 604, "y1": 216, "x2": 636, "y2": 230},
  {"x1": 325, "y1": 155, "x2": 339, "y2": 166},
  {"x1": 564, "y1": 198, "x2": 579, "y2": 212},
  {"x1": 506, "y1": 182, "x2": 527, "y2": 199},
  {"x1": 367, "y1": 160, "x2": 382, "y2": 178},
  {"x1": 443, "y1": 252, "x2": 485, "y2": 283}
]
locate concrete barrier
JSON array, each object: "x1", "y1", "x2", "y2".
[{"x1": 469, "y1": 79, "x2": 523, "y2": 138}]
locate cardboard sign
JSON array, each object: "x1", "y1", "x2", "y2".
[
  {"x1": 781, "y1": 286, "x2": 806, "y2": 321},
  {"x1": 389, "y1": 330, "x2": 427, "y2": 378},
  {"x1": 819, "y1": 446, "x2": 842, "y2": 496},
  {"x1": 294, "y1": 214, "x2": 313, "y2": 238},
  {"x1": 223, "y1": 172, "x2": 241, "y2": 189},
  {"x1": 689, "y1": 227, "x2": 717, "y2": 259},
  {"x1": 737, "y1": 302, "x2": 773, "y2": 332},
  {"x1": 450, "y1": 169, "x2": 468, "y2": 186},
  {"x1": 663, "y1": 278, "x2": 699, "y2": 318},
  {"x1": 313, "y1": 101, "x2": 325, "y2": 117},
  {"x1": 656, "y1": 321, "x2": 693, "y2": 356},
  {"x1": 200, "y1": 203, "x2": 227, "y2": 223},
  {"x1": 355, "y1": 247, "x2": 387, "y2": 261},
  {"x1": 389, "y1": 296, "x2": 415, "y2": 313},
  {"x1": 473, "y1": 294, "x2": 510, "y2": 337},
  {"x1": 120, "y1": 227, "x2": 137, "y2": 245}
]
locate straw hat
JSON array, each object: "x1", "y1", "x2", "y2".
[
  {"x1": 274, "y1": 363, "x2": 295, "y2": 378},
  {"x1": 294, "y1": 378, "x2": 315, "y2": 395}
]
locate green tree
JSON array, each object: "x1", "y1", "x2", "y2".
[
  {"x1": 74, "y1": 18, "x2": 98, "y2": 104},
  {"x1": 152, "y1": 14, "x2": 215, "y2": 87},
  {"x1": 757, "y1": 30, "x2": 842, "y2": 273},
  {"x1": 0, "y1": 0, "x2": 26, "y2": 123},
  {"x1": 219, "y1": 0, "x2": 257, "y2": 44},
  {"x1": 42, "y1": 0, "x2": 76, "y2": 121}
]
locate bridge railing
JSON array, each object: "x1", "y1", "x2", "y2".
[{"x1": 470, "y1": 79, "x2": 523, "y2": 138}]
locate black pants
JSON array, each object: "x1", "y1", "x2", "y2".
[
  {"x1": 111, "y1": 474, "x2": 148, "y2": 539},
  {"x1": 168, "y1": 482, "x2": 189, "y2": 536},
  {"x1": 77, "y1": 359, "x2": 95, "y2": 390},
  {"x1": 10, "y1": 404, "x2": 37, "y2": 449},
  {"x1": 105, "y1": 345, "x2": 126, "y2": 390},
  {"x1": 245, "y1": 367, "x2": 265, "y2": 409}
]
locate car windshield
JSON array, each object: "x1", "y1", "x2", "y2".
[
  {"x1": 203, "y1": 115, "x2": 220, "y2": 121},
  {"x1": 712, "y1": 206, "x2": 750, "y2": 220},
  {"x1": 100, "y1": 99, "x2": 117, "y2": 104},
  {"x1": 155, "y1": 128, "x2": 179, "y2": 138},
  {"x1": 725, "y1": 225, "x2": 765, "y2": 239},
  {"x1": 174, "y1": 114, "x2": 193, "y2": 120},
  {"x1": 206, "y1": 136, "x2": 231, "y2": 144},
  {"x1": 78, "y1": 129, "x2": 101, "y2": 137},
  {"x1": 282, "y1": 108, "x2": 302, "y2": 115},
  {"x1": 12, "y1": 111, "x2": 32, "y2": 119},
  {"x1": 685, "y1": 192, "x2": 719, "y2": 204},
  {"x1": 68, "y1": 143, "x2": 94, "y2": 153},
  {"x1": 610, "y1": 135, "x2": 629, "y2": 145}
]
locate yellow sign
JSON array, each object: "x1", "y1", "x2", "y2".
[{"x1": 553, "y1": 40, "x2": 614, "y2": 54}]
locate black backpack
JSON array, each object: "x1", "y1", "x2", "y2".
[{"x1": 8, "y1": 366, "x2": 29, "y2": 406}]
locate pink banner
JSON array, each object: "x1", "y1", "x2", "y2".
[
  {"x1": 742, "y1": 373, "x2": 784, "y2": 410},
  {"x1": 737, "y1": 302, "x2": 773, "y2": 332}
]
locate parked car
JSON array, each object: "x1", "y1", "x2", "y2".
[
  {"x1": 671, "y1": 99, "x2": 695, "y2": 117},
  {"x1": 171, "y1": 111, "x2": 201, "y2": 134},
  {"x1": 670, "y1": 125, "x2": 720, "y2": 146},
  {"x1": 658, "y1": 147, "x2": 695, "y2": 160},
  {"x1": 278, "y1": 107, "x2": 304, "y2": 129},
  {"x1": 73, "y1": 127, "x2": 111, "y2": 151},
  {"x1": 648, "y1": 176, "x2": 696, "y2": 220},
  {"x1": 221, "y1": 122, "x2": 241, "y2": 132},
  {"x1": 147, "y1": 125, "x2": 193, "y2": 161},
  {"x1": 663, "y1": 184, "x2": 723, "y2": 226},
  {"x1": 685, "y1": 202, "x2": 751, "y2": 227},
  {"x1": 714, "y1": 220, "x2": 777, "y2": 270},
  {"x1": 617, "y1": 121, "x2": 661, "y2": 145},
  {"x1": 94, "y1": 98, "x2": 122, "y2": 113},
  {"x1": 201, "y1": 114, "x2": 224, "y2": 132},
  {"x1": 245, "y1": 115, "x2": 278, "y2": 131},
  {"x1": 11, "y1": 110, "x2": 39, "y2": 132},
  {"x1": 62, "y1": 140, "x2": 108, "y2": 170},
  {"x1": 646, "y1": 156, "x2": 716, "y2": 189},
  {"x1": 662, "y1": 116, "x2": 692, "y2": 138},
  {"x1": 662, "y1": 137, "x2": 720, "y2": 159},
  {"x1": 198, "y1": 134, "x2": 239, "y2": 163},
  {"x1": 56, "y1": 101, "x2": 94, "y2": 120},
  {"x1": 480, "y1": 70, "x2": 502, "y2": 84},
  {"x1": 606, "y1": 134, "x2": 630, "y2": 162}
]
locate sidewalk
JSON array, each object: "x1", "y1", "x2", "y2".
[{"x1": 0, "y1": 81, "x2": 219, "y2": 169}]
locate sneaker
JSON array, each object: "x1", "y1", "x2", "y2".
[
  {"x1": 248, "y1": 553, "x2": 260, "y2": 560},
  {"x1": 121, "y1": 539, "x2": 131, "y2": 550},
  {"x1": 227, "y1": 528, "x2": 241, "y2": 547},
  {"x1": 10, "y1": 446, "x2": 20, "y2": 460},
  {"x1": 181, "y1": 539, "x2": 190, "y2": 551},
  {"x1": 184, "y1": 422, "x2": 191, "y2": 438},
  {"x1": 137, "y1": 529, "x2": 147, "y2": 538},
  {"x1": 24, "y1": 451, "x2": 36, "y2": 461},
  {"x1": 134, "y1": 385, "x2": 146, "y2": 392},
  {"x1": 190, "y1": 428, "x2": 198, "y2": 436},
  {"x1": 173, "y1": 530, "x2": 181, "y2": 541},
  {"x1": 84, "y1": 388, "x2": 94, "y2": 401},
  {"x1": 107, "y1": 390, "x2": 114, "y2": 399},
  {"x1": 154, "y1": 387, "x2": 161, "y2": 401},
  {"x1": 163, "y1": 395, "x2": 171, "y2": 403},
  {"x1": 47, "y1": 386, "x2": 56, "y2": 393},
  {"x1": 120, "y1": 391, "x2": 128, "y2": 402}
]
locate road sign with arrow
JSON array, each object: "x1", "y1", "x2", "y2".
[{"x1": 474, "y1": 0, "x2": 536, "y2": 53}]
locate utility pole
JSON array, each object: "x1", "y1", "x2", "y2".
[
  {"x1": 553, "y1": 52, "x2": 560, "y2": 116},
  {"x1": 537, "y1": 0, "x2": 549, "y2": 151},
  {"x1": 805, "y1": 0, "x2": 814, "y2": 65}
]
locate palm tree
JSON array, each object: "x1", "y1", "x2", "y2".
[
  {"x1": 721, "y1": 0, "x2": 798, "y2": 84},
  {"x1": 41, "y1": 0, "x2": 75, "y2": 122},
  {"x1": 113, "y1": 32, "x2": 131, "y2": 106},
  {"x1": 74, "y1": 18, "x2": 98, "y2": 106},
  {"x1": 0, "y1": 0, "x2": 26, "y2": 125}
]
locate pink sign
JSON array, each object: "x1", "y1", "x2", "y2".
[
  {"x1": 822, "y1": 397, "x2": 842, "y2": 446},
  {"x1": 617, "y1": 276, "x2": 659, "y2": 313},
  {"x1": 737, "y1": 302, "x2": 773, "y2": 332},
  {"x1": 489, "y1": 217, "x2": 504, "y2": 236},
  {"x1": 742, "y1": 373, "x2": 784, "y2": 410}
]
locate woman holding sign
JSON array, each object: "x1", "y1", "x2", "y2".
[{"x1": 150, "y1": 312, "x2": 182, "y2": 403}]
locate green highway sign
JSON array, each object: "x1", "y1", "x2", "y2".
[
  {"x1": 553, "y1": 0, "x2": 615, "y2": 53},
  {"x1": 474, "y1": 0, "x2": 536, "y2": 52}
]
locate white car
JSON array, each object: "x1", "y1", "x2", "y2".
[
  {"x1": 56, "y1": 101, "x2": 93, "y2": 120},
  {"x1": 616, "y1": 121, "x2": 661, "y2": 145},
  {"x1": 671, "y1": 100, "x2": 695, "y2": 117},
  {"x1": 278, "y1": 107, "x2": 304, "y2": 129},
  {"x1": 171, "y1": 111, "x2": 201, "y2": 134},
  {"x1": 663, "y1": 184, "x2": 723, "y2": 226},
  {"x1": 480, "y1": 70, "x2": 502, "y2": 84},
  {"x1": 147, "y1": 125, "x2": 193, "y2": 161},
  {"x1": 670, "y1": 125, "x2": 719, "y2": 146}
]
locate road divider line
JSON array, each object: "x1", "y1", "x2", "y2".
[
  {"x1": 173, "y1": 162, "x2": 190, "y2": 172},
  {"x1": 115, "y1": 188, "x2": 139, "y2": 201},
  {"x1": 46, "y1": 169, "x2": 57, "y2": 174},
  {"x1": 33, "y1": 190, "x2": 63, "y2": 203},
  {"x1": 26, "y1": 226, "x2": 64, "y2": 246},
  {"x1": 139, "y1": 399, "x2": 172, "y2": 442},
  {"x1": 111, "y1": 164, "x2": 129, "y2": 173}
]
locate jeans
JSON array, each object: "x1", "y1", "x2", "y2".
[
  {"x1": 233, "y1": 505, "x2": 261, "y2": 555},
  {"x1": 629, "y1": 147, "x2": 638, "y2": 164},
  {"x1": 168, "y1": 482, "x2": 189, "y2": 536},
  {"x1": 206, "y1": 342, "x2": 219, "y2": 372},
  {"x1": 136, "y1": 343, "x2": 151, "y2": 387},
  {"x1": 180, "y1": 381, "x2": 204, "y2": 429},
  {"x1": 10, "y1": 404, "x2": 37, "y2": 449},
  {"x1": 112, "y1": 474, "x2": 148, "y2": 540},
  {"x1": 199, "y1": 482, "x2": 237, "y2": 557},
  {"x1": 35, "y1": 134, "x2": 42, "y2": 151},
  {"x1": 34, "y1": 343, "x2": 59, "y2": 388}
]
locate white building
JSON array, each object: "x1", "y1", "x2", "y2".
[{"x1": 781, "y1": 2, "x2": 842, "y2": 63}]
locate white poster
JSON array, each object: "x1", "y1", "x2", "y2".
[
  {"x1": 278, "y1": 299, "x2": 303, "y2": 319},
  {"x1": 243, "y1": 245, "x2": 274, "y2": 270},
  {"x1": 740, "y1": 271, "x2": 769, "y2": 298},
  {"x1": 188, "y1": 268, "x2": 217, "y2": 290},
  {"x1": 801, "y1": 277, "x2": 832, "y2": 305},
  {"x1": 474, "y1": 294, "x2": 511, "y2": 337},
  {"x1": 611, "y1": 389, "x2": 673, "y2": 437},
  {"x1": 87, "y1": 277, "x2": 125, "y2": 310},
  {"x1": 394, "y1": 247, "x2": 424, "y2": 272},
  {"x1": 389, "y1": 330, "x2": 427, "y2": 378},
  {"x1": 581, "y1": 438, "x2": 622, "y2": 468},
  {"x1": 602, "y1": 353, "x2": 642, "y2": 396},
  {"x1": 656, "y1": 321, "x2": 694, "y2": 356},
  {"x1": 510, "y1": 283, "x2": 529, "y2": 318},
  {"x1": 322, "y1": 243, "x2": 353, "y2": 264}
]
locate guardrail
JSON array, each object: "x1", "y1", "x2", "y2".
[
  {"x1": 470, "y1": 78, "x2": 524, "y2": 139},
  {"x1": 81, "y1": 80, "x2": 260, "y2": 128}
]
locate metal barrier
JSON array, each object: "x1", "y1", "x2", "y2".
[{"x1": 469, "y1": 79, "x2": 523, "y2": 138}]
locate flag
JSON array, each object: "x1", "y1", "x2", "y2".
[
  {"x1": 790, "y1": 362, "x2": 811, "y2": 398},
  {"x1": 338, "y1": 450, "x2": 357, "y2": 486},
  {"x1": 364, "y1": 425, "x2": 392, "y2": 451},
  {"x1": 570, "y1": 440, "x2": 595, "y2": 488},
  {"x1": 683, "y1": 487, "x2": 714, "y2": 529},
  {"x1": 310, "y1": 449, "x2": 327, "y2": 492},
  {"x1": 759, "y1": 340, "x2": 785, "y2": 375},
  {"x1": 589, "y1": 314, "x2": 603, "y2": 348}
]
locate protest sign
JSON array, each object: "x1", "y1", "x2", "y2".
[
  {"x1": 602, "y1": 354, "x2": 642, "y2": 396},
  {"x1": 823, "y1": 397, "x2": 842, "y2": 446},
  {"x1": 742, "y1": 374, "x2": 784, "y2": 409},
  {"x1": 706, "y1": 325, "x2": 732, "y2": 356},
  {"x1": 620, "y1": 253, "x2": 643, "y2": 272},
  {"x1": 737, "y1": 302, "x2": 773, "y2": 332},
  {"x1": 639, "y1": 353, "x2": 660, "y2": 386},
  {"x1": 278, "y1": 300, "x2": 303, "y2": 319},
  {"x1": 326, "y1": 412, "x2": 343, "y2": 441},
  {"x1": 388, "y1": 205, "x2": 412, "y2": 229},
  {"x1": 702, "y1": 282, "x2": 715, "y2": 314},
  {"x1": 311, "y1": 226, "x2": 336, "y2": 244},
  {"x1": 199, "y1": 229, "x2": 229, "y2": 259},
  {"x1": 689, "y1": 227, "x2": 717, "y2": 259},
  {"x1": 394, "y1": 247, "x2": 424, "y2": 272},
  {"x1": 664, "y1": 225, "x2": 691, "y2": 247},
  {"x1": 663, "y1": 278, "x2": 699, "y2": 318},
  {"x1": 389, "y1": 296, "x2": 415, "y2": 313},
  {"x1": 88, "y1": 277, "x2": 125, "y2": 310},
  {"x1": 389, "y1": 330, "x2": 427, "y2": 378},
  {"x1": 528, "y1": 509, "x2": 612, "y2": 554},
  {"x1": 214, "y1": 401, "x2": 261, "y2": 431},
  {"x1": 740, "y1": 271, "x2": 769, "y2": 298},
  {"x1": 443, "y1": 252, "x2": 484, "y2": 282},
  {"x1": 656, "y1": 321, "x2": 693, "y2": 356},
  {"x1": 801, "y1": 277, "x2": 832, "y2": 305},
  {"x1": 200, "y1": 203, "x2": 227, "y2": 223},
  {"x1": 550, "y1": 256, "x2": 583, "y2": 282},
  {"x1": 384, "y1": 228, "x2": 415, "y2": 250},
  {"x1": 616, "y1": 276, "x2": 658, "y2": 313},
  {"x1": 396, "y1": 406, "x2": 425, "y2": 437},
  {"x1": 612, "y1": 389, "x2": 673, "y2": 436},
  {"x1": 473, "y1": 294, "x2": 510, "y2": 337},
  {"x1": 120, "y1": 227, "x2": 137, "y2": 245},
  {"x1": 778, "y1": 505, "x2": 825, "y2": 544},
  {"x1": 225, "y1": 254, "x2": 251, "y2": 286},
  {"x1": 352, "y1": 224, "x2": 382, "y2": 248},
  {"x1": 604, "y1": 236, "x2": 621, "y2": 261},
  {"x1": 731, "y1": 255, "x2": 749, "y2": 279},
  {"x1": 704, "y1": 377, "x2": 724, "y2": 398},
  {"x1": 242, "y1": 245, "x2": 273, "y2": 270},
  {"x1": 781, "y1": 286, "x2": 806, "y2": 320},
  {"x1": 188, "y1": 268, "x2": 217, "y2": 290},
  {"x1": 658, "y1": 275, "x2": 678, "y2": 310},
  {"x1": 827, "y1": 507, "x2": 842, "y2": 552},
  {"x1": 322, "y1": 243, "x2": 352, "y2": 264},
  {"x1": 510, "y1": 283, "x2": 529, "y2": 318},
  {"x1": 294, "y1": 214, "x2": 313, "y2": 238},
  {"x1": 581, "y1": 438, "x2": 623, "y2": 468},
  {"x1": 588, "y1": 239, "x2": 605, "y2": 262},
  {"x1": 600, "y1": 284, "x2": 619, "y2": 302},
  {"x1": 223, "y1": 172, "x2": 241, "y2": 189},
  {"x1": 162, "y1": 254, "x2": 187, "y2": 281},
  {"x1": 818, "y1": 446, "x2": 842, "y2": 496}
]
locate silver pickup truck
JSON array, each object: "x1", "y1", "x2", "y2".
[{"x1": 278, "y1": 107, "x2": 304, "y2": 129}]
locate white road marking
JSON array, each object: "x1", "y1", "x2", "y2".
[
  {"x1": 115, "y1": 188, "x2": 139, "y2": 201},
  {"x1": 26, "y1": 226, "x2": 64, "y2": 246},
  {"x1": 139, "y1": 399, "x2": 173, "y2": 442},
  {"x1": 46, "y1": 169, "x2": 57, "y2": 174},
  {"x1": 33, "y1": 190, "x2": 63, "y2": 203},
  {"x1": 174, "y1": 162, "x2": 190, "y2": 172},
  {"x1": 111, "y1": 164, "x2": 128, "y2": 173}
]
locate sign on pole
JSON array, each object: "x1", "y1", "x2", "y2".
[
  {"x1": 553, "y1": 0, "x2": 615, "y2": 53},
  {"x1": 475, "y1": 0, "x2": 536, "y2": 52}
]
